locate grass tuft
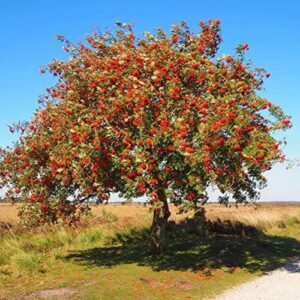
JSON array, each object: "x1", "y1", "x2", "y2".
[
  {"x1": 76, "y1": 228, "x2": 106, "y2": 244},
  {"x1": 12, "y1": 252, "x2": 43, "y2": 272}
]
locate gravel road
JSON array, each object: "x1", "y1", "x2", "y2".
[{"x1": 214, "y1": 258, "x2": 300, "y2": 300}]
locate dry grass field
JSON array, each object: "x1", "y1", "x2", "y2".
[
  {"x1": 0, "y1": 202, "x2": 299, "y2": 299},
  {"x1": 1, "y1": 202, "x2": 300, "y2": 231},
  {"x1": 0, "y1": 203, "x2": 19, "y2": 224},
  {"x1": 204, "y1": 204, "x2": 300, "y2": 231}
]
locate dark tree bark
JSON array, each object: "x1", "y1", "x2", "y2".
[{"x1": 150, "y1": 190, "x2": 170, "y2": 254}]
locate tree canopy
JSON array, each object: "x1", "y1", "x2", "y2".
[{"x1": 0, "y1": 20, "x2": 291, "y2": 234}]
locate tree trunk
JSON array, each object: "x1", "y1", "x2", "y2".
[{"x1": 150, "y1": 191, "x2": 170, "y2": 254}]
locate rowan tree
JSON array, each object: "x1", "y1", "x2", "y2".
[{"x1": 0, "y1": 20, "x2": 291, "y2": 252}]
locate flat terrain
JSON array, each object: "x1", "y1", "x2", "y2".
[{"x1": 0, "y1": 203, "x2": 300, "y2": 299}]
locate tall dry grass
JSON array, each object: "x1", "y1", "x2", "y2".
[
  {"x1": 1, "y1": 202, "x2": 300, "y2": 231},
  {"x1": 204, "y1": 204, "x2": 300, "y2": 231}
]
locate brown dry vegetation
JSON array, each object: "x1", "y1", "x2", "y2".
[
  {"x1": 92, "y1": 203, "x2": 300, "y2": 233},
  {"x1": 204, "y1": 203, "x2": 300, "y2": 231},
  {"x1": 1, "y1": 202, "x2": 300, "y2": 232},
  {"x1": 0, "y1": 203, "x2": 19, "y2": 224}
]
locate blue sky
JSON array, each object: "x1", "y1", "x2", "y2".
[{"x1": 0, "y1": 0, "x2": 299, "y2": 201}]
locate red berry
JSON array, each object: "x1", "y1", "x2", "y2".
[
  {"x1": 242, "y1": 43, "x2": 249, "y2": 50},
  {"x1": 233, "y1": 144, "x2": 242, "y2": 151},
  {"x1": 225, "y1": 56, "x2": 233, "y2": 63},
  {"x1": 256, "y1": 153, "x2": 264, "y2": 159},
  {"x1": 91, "y1": 82, "x2": 98, "y2": 89},
  {"x1": 282, "y1": 119, "x2": 290, "y2": 125},
  {"x1": 149, "y1": 128, "x2": 155, "y2": 135},
  {"x1": 185, "y1": 147, "x2": 195, "y2": 153},
  {"x1": 150, "y1": 179, "x2": 158, "y2": 185},
  {"x1": 140, "y1": 163, "x2": 147, "y2": 170},
  {"x1": 172, "y1": 35, "x2": 179, "y2": 43}
]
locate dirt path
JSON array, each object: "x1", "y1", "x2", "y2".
[{"x1": 214, "y1": 258, "x2": 300, "y2": 300}]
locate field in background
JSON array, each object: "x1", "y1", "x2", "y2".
[
  {"x1": 2, "y1": 202, "x2": 300, "y2": 232},
  {"x1": 0, "y1": 203, "x2": 300, "y2": 299},
  {"x1": 0, "y1": 203, "x2": 19, "y2": 224}
]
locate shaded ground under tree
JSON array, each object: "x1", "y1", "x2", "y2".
[{"x1": 65, "y1": 220, "x2": 300, "y2": 274}]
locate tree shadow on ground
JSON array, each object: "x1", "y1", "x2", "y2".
[
  {"x1": 65, "y1": 220, "x2": 300, "y2": 274},
  {"x1": 281, "y1": 260, "x2": 300, "y2": 273}
]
